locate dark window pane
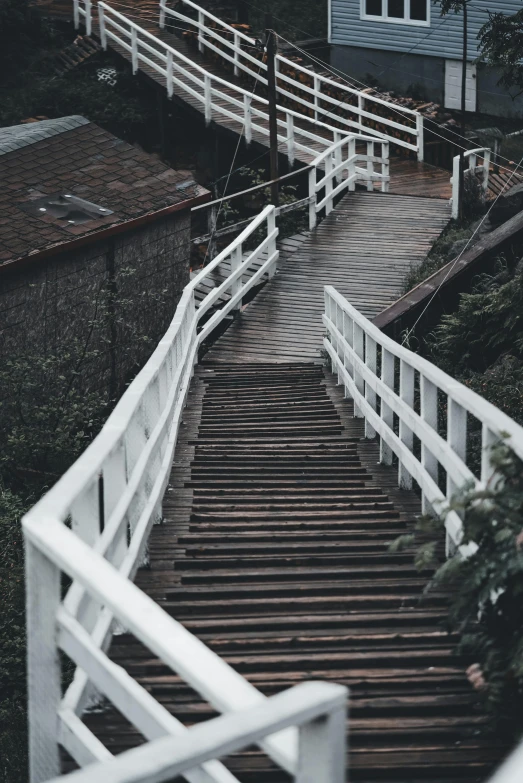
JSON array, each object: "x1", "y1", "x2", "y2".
[
  {"x1": 388, "y1": 0, "x2": 404, "y2": 18},
  {"x1": 410, "y1": 0, "x2": 427, "y2": 20},
  {"x1": 366, "y1": 0, "x2": 382, "y2": 16}
]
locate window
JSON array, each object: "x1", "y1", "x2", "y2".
[{"x1": 361, "y1": 0, "x2": 430, "y2": 26}]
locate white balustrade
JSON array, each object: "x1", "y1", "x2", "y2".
[
  {"x1": 323, "y1": 286, "x2": 523, "y2": 555},
  {"x1": 46, "y1": 682, "x2": 347, "y2": 783},
  {"x1": 158, "y1": 0, "x2": 423, "y2": 158},
  {"x1": 308, "y1": 135, "x2": 390, "y2": 229},
  {"x1": 23, "y1": 206, "x2": 284, "y2": 782},
  {"x1": 451, "y1": 147, "x2": 491, "y2": 219}
]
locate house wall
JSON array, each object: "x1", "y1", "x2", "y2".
[
  {"x1": 0, "y1": 211, "x2": 191, "y2": 397},
  {"x1": 330, "y1": 0, "x2": 523, "y2": 118},
  {"x1": 330, "y1": 1, "x2": 521, "y2": 60}
]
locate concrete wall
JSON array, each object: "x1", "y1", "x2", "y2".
[{"x1": 0, "y1": 211, "x2": 191, "y2": 397}]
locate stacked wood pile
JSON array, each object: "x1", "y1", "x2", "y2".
[{"x1": 53, "y1": 34, "x2": 101, "y2": 74}]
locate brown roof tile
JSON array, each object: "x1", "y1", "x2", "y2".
[{"x1": 0, "y1": 117, "x2": 209, "y2": 266}]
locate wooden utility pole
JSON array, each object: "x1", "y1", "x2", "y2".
[
  {"x1": 458, "y1": 0, "x2": 468, "y2": 221},
  {"x1": 265, "y1": 14, "x2": 279, "y2": 207}
]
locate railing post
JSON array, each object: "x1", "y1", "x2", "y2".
[
  {"x1": 352, "y1": 322, "x2": 364, "y2": 418},
  {"x1": 73, "y1": 0, "x2": 79, "y2": 30},
  {"x1": 207, "y1": 204, "x2": 217, "y2": 262},
  {"x1": 70, "y1": 482, "x2": 100, "y2": 547},
  {"x1": 482, "y1": 148, "x2": 491, "y2": 192},
  {"x1": 243, "y1": 94, "x2": 252, "y2": 145},
  {"x1": 166, "y1": 50, "x2": 173, "y2": 97},
  {"x1": 296, "y1": 705, "x2": 347, "y2": 783},
  {"x1": 286, "y1": 113, "x2": 295, "y2": 166},
  {"x1": 366, "y1": 140, "x2": 374, "y2": 192},
  {"x1": 159, "y1": 0, "x2": 166, "y2": 29},
  {"x1": 308, "y1": 167, "x2": 317, "y2": 230},
  {"x1": 342, "y1": 309, "x2": 354, "y2": 389},
  {"x1": 381, "y1": 141, "x2": 390, "y2": 193},
  {"x1": 325, "y1": 154, "x2": 334, "y2": 216},
  {"x1": 364, "y1": 334, "x2": 377, "y2": 438},
  {"x1": 198, "y1": 10, "x2": 205, "y2": 53},
  {"x1": 234, "y1": 32, "x2": 240, "y2": 77},
  {"x1": 98, "y1": 3, "x2": 107, "y2": 50},
  {"x1": 231, "y1": 244, "x2": 243, "y2": 310},
  {"x1": 131, "y1": 27, "x2": 138, "y2": 74},
  {"x1": 358, "y1": 94, "x2": 365, "y2": 133},
  {"x1": 416, "y1": 114, "x2": 424, "y2": 162},
  {"x1": 104, "y1": 443, "x2": 129, "y2": 569},
  {"x1": 334, "y1": 132, "x2": 343, "y2": 185},
  {"x1": 204, "y1": 75, "x2": 212, "y2": 125},
  {"x1": 380, "y1": 348, "x2": 394, "y2": 465},
  {"x1": 481, "y1": 425, "x2": 498, "y2": 486},
  {"x1": 85, "y1": 0, "x2": 92, "y2": 37},
  {"x1": 420, "y1": 375, "x2": 438, "y2": 514},
  {"x1": 267, "y1": 207, "x2": 278, "y2": 278},
  {"x1": 348, "y1": 136, "x2": 356, "y2": 191},
  {"x1": 451, "y1": 155, "x2": 460, "y2": 220},
  {"x1": 446, "y1": 397, "x2": 467, "y2": 555},
  {"x1": 25, "y1": 540, "x2": 61, "y2": 783},
  {"x1": 313, "y1": 75, "x2": 321, "y2": 121},
  {"x1": 398, "y1": 360, "x2": 414, "y2": 489}
]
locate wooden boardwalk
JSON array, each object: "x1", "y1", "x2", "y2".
[
  {"x1": 207, "y1": 191, "x2": 450, "y2": 363},
  {"x1": 83, "y1": 363, "x2": 501, "y2": 783}
]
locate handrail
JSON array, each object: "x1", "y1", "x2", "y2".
[
  {"x1": 158, "y1": 0, "x2": 424, "y2": 159},
  {"x1": 22, "y1": 141, "x2": 385, "y2": 779},
  {"x1": 323, "y1": 285, "x2": 523, "y2": 555},
  {"x1": 46, "y1": 682, "x2": 347, "y2": 783},
  {"x1": 451, "y1": 146, "x2": 491, "y2": 219},
  {"x1": 94, "y1": 1, "x2": 340, "y2": 162}
]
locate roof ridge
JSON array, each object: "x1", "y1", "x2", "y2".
[{"x1": 0, "y1": 116, "x2": 89, "y2": 156}]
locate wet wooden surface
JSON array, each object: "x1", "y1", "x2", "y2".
[
  {"x1": 80, "y1": 363, "x2": 502, "y2": 783},
  {"x1": 206, "y1": 191, "x2": 450, "y2": 363}
]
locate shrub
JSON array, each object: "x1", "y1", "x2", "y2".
[{"x1": 393, "y1": 443, "x2": 523, "y2": 740}]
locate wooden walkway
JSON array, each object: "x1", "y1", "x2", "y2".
[
  {"x1": 207, "y1": 191, "x2": 450, "y2": 363},
  {"x1": 82, "y1": 363, "x2": 501, "y2": 783}
]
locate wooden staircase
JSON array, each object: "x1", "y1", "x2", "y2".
[{"x1": 81, "y1": 362, "x2": 501, "y2": 782}]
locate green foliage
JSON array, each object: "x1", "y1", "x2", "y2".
[
  {"x1": 245, "y1": 0, "x2": 327, "y2": 42},
  {"x1": 0, "y1": 58, "x2": 153, "y2": 142},
  {"x1": 479, "y1": 9, "x2": 523, "y2": 96},
  {"x1": 426, "y1": 258, "x2": 523, "y2": 429},
  {"x1": 437, "y1": 0, "x2": 471, "y2": 16},
  {"x1": 395, "y1": 443, "x2": 523, "y2": 739},
  {"x1": 0, "y1": 486, "x2": 29, "y2": 783},
  {"x1": 402, "y1": 220, "x2": 478, "y2": 293}
]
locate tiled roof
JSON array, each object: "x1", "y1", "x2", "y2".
[
  {"x1": 0, "y1": 116, "x2": 89, "y2": 156},
  {"x1": 0, "y1": 116, "x2": 209, "y2": 266}
]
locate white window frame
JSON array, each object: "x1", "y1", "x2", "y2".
[{"x1": 360, "y1": 0, "x2": 431, "y2": 27}]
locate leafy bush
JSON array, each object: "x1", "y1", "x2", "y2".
[{"x1": 393, "y1": 443, "x2": 523, "y2": 740}]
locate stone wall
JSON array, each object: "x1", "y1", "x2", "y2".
[{"x1": 0, "y1": 211, "x2": 191, "y2": 397}]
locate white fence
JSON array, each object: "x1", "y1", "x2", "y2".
[
  {"x1": 323, "y1": 285, "x2": 523, "y2": 556},
  {"x1": 72, "y1": 0, "x2": 423, "y2": 162},
  {"x1": 22, "y1": 206, "x2": 291, "y2": 782},
  {"x1": 159, "y1": 0, "x2": 424, "y2": 159},
  {"x1": 45, "y1": 682, "x2": 347, "y2": 783},
  {"x1": 451, "y1": 147, "x2": 491, "y2": 219}
]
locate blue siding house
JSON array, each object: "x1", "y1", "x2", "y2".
[{"x1": 329, "y1": 1, "x2": 523, "y2": 117}]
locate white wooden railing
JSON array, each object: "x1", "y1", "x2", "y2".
[
  {"x1": 451, "y1": 147, "x2": 491, "y2": 219},
  {"x1": 309, "y1": 134, "x2": 389, "y2": 228},
  {"x1": 45, "y1": 682, "x2": 347, "y2": 783},
  {"x1": 323, "y1": 286, "x2": 523, "y2": 556},
  {"x1": 159, "y1": 0, "x2": 424, "y2": 159},
  {"x1": 72, "y1": 0, "x2": 423, "y2": 161},
  {"x1": 22, "y1": 207, "x2": 289, "y2": 782}
]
